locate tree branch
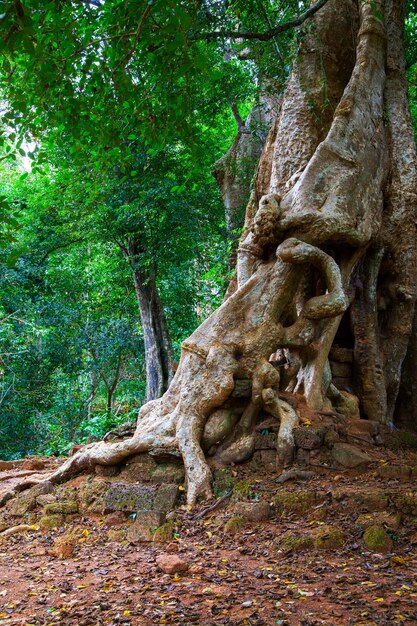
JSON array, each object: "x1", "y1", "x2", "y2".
[
  {"x1": 189, "y1": 0, "x2": 330, "y2": 42},
  {"x1": 231, "y1": 102, "x2": 247, "y2": 134}
]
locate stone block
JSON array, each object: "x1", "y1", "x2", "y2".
[
  {"x1": 78, "y1": 479, "x2": 108, "y2": 515},
  {"x1": 295, "y1": 448, "x2": 310, "y2": 467},
  {"x1": 294, "y1": 427, "x2": 322, "y2": 450},
  {"x1": 39, "y1": 514, "x2": 65, "y2": 529},
  {"x1": 119, "y1": 454, "x2": 157, "y2": 483},
  {"x1": 254, "y1": 433, "x2": 276, "y2": 450},
  {"x1": 104, "y1": 483, "x2": 156, "y2": 514},
  {"x1": 329, "y1": 347, "x2": 354, "y2": 363},
  {"x1": 6, "y1": 481, "x2": 54, "y2": 517},
  {"x1": 331, "y1": 443, "x2": 371, "y2": 468},
  {"x1": 330, "y1": 361, "x2": 352, "y2": 378},
  {"x1": 154, "y1": 484, "x2": 179, "y2": 512},
  {"x1": 234, "y1": 501, "x2": 271, "y2": 522},
  {"x1": 312, "y1": 525, "x2": 344, "y2": 550},
  {"x1": 150, "y1": 464, "x2": 185, "y2": 485},
  {"x1": 377, "y1": 464, "x2": 412, "y2": 480},
  {"x1": 44, "y1": 501, "x2": 78, "y2": 515},
  {"x1": 126, "y1": 510, "x2": 165, "y2": 543}
]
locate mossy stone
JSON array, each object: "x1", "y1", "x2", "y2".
[
  {"x1": 278, "y1": 534, "x2": 314, "y2": 552},
  {"x1": 392, "y1": 492, "x2": 417, "y2": 517},
  {"x1": 356, "y1": 511, "x2": 401, "y2": 531},
  {"x1": 44, "y1": 501, "x2": 78, "y2": 515},
  {"x1": 274, "y1": 490, "x2": 322, "y2": 515},
  {"x1": 107, "y1": 529, "x2": 127, "y2": 542},
  {"x1": 39, "y1": 514, "x2": 65, "y2": 529},
  {"x1": 78, "y1": 479, "x2": 108, "y2": 515},
  {"x1": 363, "y1": 525, "x2": 393, "y2": 553},
  {"x1": 233, "y1": 480, "x2": 251, "y2": 499},
  {"x1": 313, "y1": 525, "x2": 344, "y2": 550},
  {"x1": 153, "y1": 521, "x2": 176, "y2": 543},
  {"x1": 224, "y1": 515, "x2": 245, "y2": 535},
  {"x1": 213, "y1": 469, "x2": 235, "y2": 497}
]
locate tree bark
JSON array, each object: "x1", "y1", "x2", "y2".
[
  {"x1": 120, "y1": 238, "x2": 175, "y2": 403},
  {"x1": 212, "y1": 95, "x2": 277, "y2": 272}
]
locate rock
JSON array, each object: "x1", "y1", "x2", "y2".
[
  {"x1": 104, "y1": 484, "x2": 156, "y2": 514},
  {"x1": 0, "y1": 491, "x2": 14, "y2": 507},
  {"x1": 95, "y1": 464, "x2": 120, "y2": 477},
  {"x1": 104, "y1": 511, "x2": 129, "y2": 527},
  {"x1": 104, "y1": 483, "x2": 179, "y2": 515},
  {"x1": 356, "y1": 511, "x2": 401, "y2": 532},
  {"x1": 107, "y1": 529, "x2": 127, "y2": 542},
  {"x1": 150, "y1": 465, "x2": 185, "y2": 485},
  {"x1": 363, "y1": 525, "x2": 393, "y2": 553},
  {"x1": 274, "y1": 490, "x2": 325, "y2": 515},
  {"x1": 230, "y1": 379, "x2": 252, "y2": 398},
  {"x1": 346, "y1": 419, "x2": 379, "y2": 445},
  {"x1": 252, "y1": 450, "x2": 276, "y2": 468},
  {"x1": 21, "y1": 457, "x2": 47, "y2": 471},
  {"x1": 312, "y1": 525, "x2": 344, "y2": 550},
  {"x1": 154, "y1": 484, "x2": 179, "y2": 512},
  {"x1": 44, "y1": 501, "x2": 78, "y2": 515},
  {"x1": 156, "y1": 554, "x2": 189, "y2": 575},
  {"x1": 377, "y1": 464, "x2": 412, "y2": 480},
  {"x1": 119, "y1": 455, "x2": 157, "y2": 483},
  {"x1": 294, "y1": 427, "x2": 322, "y2": 450},
  {"x1": 224, "y1": 515, "x2": 245, "y2": 535},
  {"x1": 295, "y1": 448, "x2": 310, "y2": 467},
  {"x1": 36, "y1": 494, "x2": 56, "y2": 506},
  {"x1": 119, "y1": 455, "x2": 185, "y2": 485},
  {"x1": 329, "y1": 347, "x2": 354, "y2": 363},
  {"x1": 254, "y1": 433, "x2": 276, "y2": 450},
  {"x1": 127, "y1": 511, "x2": 166, "y2": 543},
  {"x1": 332, "y1": 391, "x2": 360, "y2": 418},
  {"x1": 391, "y1": 492, "x2": 417, "y2": 517},
  {"x1": 332, "y1": 488, "x2": 388, "y2": 512},
  {"x1": 234, "y1": 501, "x2": 271, "y2": 522},
  {"x1": 323, "y1": 429, "x2": 340, "y2": 448},
  {"x1": 212, "y1": 469, "x2": 235, "y2": 497},
  {"x1": 331, "y1": 443, "x2": 371, "y2": 468},
  {"x1": 348, "y1": 419, "x2": 379, "y2": 436},
  {"x1": 39, "y1": 514, "x2": 65, "y2": 529},
  {"x1": 149, "y1": 448, "x2": 183, "y2": 462},
  {"x1": 0, "y1": 461, "x2": 18, "y2": 471},
  {"x1": 276, "y1": 533, "x2": 314, "y2": 553},
  {"x1": 6, "y1": 482, "x2": 54, "y2": 517},
  {"x1": 153, "y1": 521, "x2": 175, "y2": 543},
  {"x1": 50, "y1": 529, "x2": 79, "y2": 558},
  {"x1": 330, "y1": 361, "x2": 352, "y2": 378},
  {"x1": 78, "y1": 479, "x2": 108, "y2": 515}
]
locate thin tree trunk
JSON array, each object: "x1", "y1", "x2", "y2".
[{"x1": 131, "y1": 266, "x2": 174, "y2": 402}]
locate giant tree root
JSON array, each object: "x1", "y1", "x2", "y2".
[{"x1": 2, "y1": 239, "x2": 348, "y2": 506}]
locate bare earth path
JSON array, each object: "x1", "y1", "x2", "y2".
[{"x1": 1, "y1": 449, "x2": 417, "y2": 626}]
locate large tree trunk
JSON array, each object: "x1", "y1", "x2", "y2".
[{"x1": 26, "y1": 0, "x2": 417, "y2": 505}]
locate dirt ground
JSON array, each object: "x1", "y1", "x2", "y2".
[{"x1": 0, "y1": 449, "x2": 417, "y2": 626}]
